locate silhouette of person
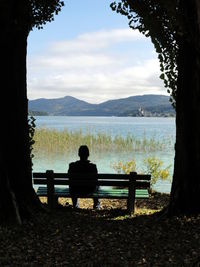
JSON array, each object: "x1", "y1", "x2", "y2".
[{"x1": 68, "y1": 145, "x2": 100, "y2": 209}]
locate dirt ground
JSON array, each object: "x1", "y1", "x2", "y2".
[{"x1": 0, "y1": 193, "x2": 199, "y2": 267}]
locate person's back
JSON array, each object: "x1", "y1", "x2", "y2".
[
  {"x1": 68, "y1": 145, "x2": 100, "y2": 209},
  {"x1": 68, "y1": 159, "x2": 97, "y2": 194}
]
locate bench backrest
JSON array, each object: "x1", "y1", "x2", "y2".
[{"x1": 33, "y1": 171, "x2": 151, "y2": 189}]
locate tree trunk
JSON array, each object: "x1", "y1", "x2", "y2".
[
  {"x1": 0, "y1": 1, "x2": 41, "y2": 224},
  {"x1": 169, "y1": 0, "x2": 200, "y2": 215}
]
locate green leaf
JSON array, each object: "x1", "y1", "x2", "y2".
[{"x1": 160, "y1": 73, "x2": 165, "y2": 80}]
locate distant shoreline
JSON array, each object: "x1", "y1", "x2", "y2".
[{"x1": 29, "y1": 112, "x2": 175, "y2": 118}]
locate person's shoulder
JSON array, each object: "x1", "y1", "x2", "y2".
[
  {"x1": 88, "y1": 162, "x2": 97, "y2": 170},
  {"x1": 69, "y1": 160, "x2": 80, "y2": 165},
  {"x1": 69, "y1": 162, "x2": 75, "y2": 167},
  {"x1": 89, "y1": 162, "x2": 96, "y2": 167},
  {"x1": 69, "y1": 161, "x2": 80, "y2": 169}
]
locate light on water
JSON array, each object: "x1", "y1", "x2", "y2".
[
  {"x1": 32, "y1": 116, "x2": 175, "y2": 193},
  {"x1": 34, "y1": 116, "x2": 175, "y2": 140}
]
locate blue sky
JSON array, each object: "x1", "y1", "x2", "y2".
[{"x1": 27, "y1": 0, "x2": 167, "y2": 103}]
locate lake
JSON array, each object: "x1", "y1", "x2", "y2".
[{"x1": 32, "y1": 116, "x2": 175, "y2": 193}]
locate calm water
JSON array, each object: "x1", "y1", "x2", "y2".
[
  {"x1": 32, "y1": 116, "x2": 175, "y2": 193},
  {"x1": 34, "y1": 116, "x2": 175, "y2": 140}
]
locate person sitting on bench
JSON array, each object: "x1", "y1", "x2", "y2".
[{"x1": 68, "y1": 145, "x2": 100, "y2": 209}]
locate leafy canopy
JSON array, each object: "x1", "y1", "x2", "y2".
[
  {"x1": 111, "y1": 0, "x2": 179, "y2": 107},
  {"x1": 28, "y1": 0, "x2": 64, "y2": 31}
]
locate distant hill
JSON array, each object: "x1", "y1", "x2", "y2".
[{"x1": 28, "y1": 94, "x2": 175, "y2": 117}]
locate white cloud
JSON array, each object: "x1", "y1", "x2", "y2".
[
  {"x1": 27, "y1": 28, "x2": 167, "y2": 103},
  {"x1": 49, "y1": 28, "x2": 145, "y2": 53}
]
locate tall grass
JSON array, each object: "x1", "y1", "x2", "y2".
[{"x1": 33, "y1": 127, "x2": 173, "y2": 157}]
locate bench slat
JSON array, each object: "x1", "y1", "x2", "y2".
[
  {"x1": 36, "y1": 186, "x2": 149, "y2": 199},
  {"x1": 33, "y1": 172, "x2": 151, "y2": 181},
  {"x1": 33, "y1": 179, "x2": 150, "y2": 189}
]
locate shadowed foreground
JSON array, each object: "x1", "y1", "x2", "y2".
[{"x1": 0, "y1": 193, "x2": 199, "y2": 266}]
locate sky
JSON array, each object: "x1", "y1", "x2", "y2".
[{"x1": 27, "y1": 0, "x2": 168, "y2": 104}]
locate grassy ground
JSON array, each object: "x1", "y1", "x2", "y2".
[{"x1": 0, "y1": 193, "x2": 199, "y2": 267}]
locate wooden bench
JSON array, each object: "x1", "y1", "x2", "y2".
[{"x1": 33, "y1": 171, "x2": 151, "y2": 214}]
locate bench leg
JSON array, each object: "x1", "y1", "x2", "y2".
[
  {"x1": 54, "y1": 196, "x2": 59, "y2": 206},
  {"x1": 128, "y1": 173, "x2": 136, "y2": 215},
  {"x1": 127, "y1": 198, "x2": 135, "y2": 215},
  {"x1": 47, "y1": 170, "x2": 55, "y2": 210},
  {"x1": 48, "y1": 196, "x2": 58, "y2": 209}
]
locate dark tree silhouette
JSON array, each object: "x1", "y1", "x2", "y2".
[
  {"x1": 169, "y1": 0, "x2": 200, "y2": 215},
  {"x1": 111, "y1": 0, "x2": 200, "y2": 215},
  {"x1": 0, "y1": 0, "x2": 64, "y2": 224}
]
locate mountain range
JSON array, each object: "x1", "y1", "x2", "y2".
[{"x1": 28, "y1": 94, "x2": 175, "y2": 117}]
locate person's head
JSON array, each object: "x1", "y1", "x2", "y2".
[{"x1": 78, "y1": 145, "x2": 89, "y2": 160}]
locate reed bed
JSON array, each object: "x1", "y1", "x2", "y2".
[{"x1": 33, "y1": 127, "x2": 173, "y2": 157}]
